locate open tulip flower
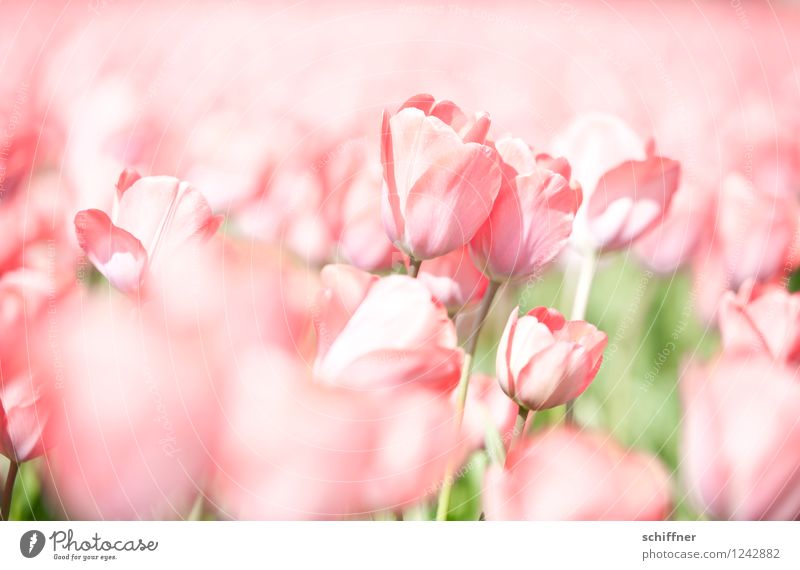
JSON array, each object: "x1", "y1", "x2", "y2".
[
  {"x1": 497, "y1": 306, "x2": 607, "y2": 411},
  {"x1": 381, "y1": 94, "x2": 502, "y2": 261},
  {"x1": 74, "y1": 170, "x2": 222, "y2": 296}
]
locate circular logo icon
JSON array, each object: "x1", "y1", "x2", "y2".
[{"x1": 20, "y1": 530, "x2": 46, "y2": 558}]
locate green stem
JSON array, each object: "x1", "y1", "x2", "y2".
[
  {"x1": 505, "y1": 407, "x2": 530, "y2": 467},
  {"x1": 1, "y1": 460, "x2": 19, "y2": 521},
  {"x1": 435, "y1": 280, "x2": 501, "y2": 521},
  {"x1": 565, "y1": 248, "x2": 597, "y2": 425},
  {"x1": 408, "y1": 257, "x2": 422, "y2": 278}
]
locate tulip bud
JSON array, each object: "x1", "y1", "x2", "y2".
[{"x1": 496, "y1": 306, "x2": 607, "y2": 410}]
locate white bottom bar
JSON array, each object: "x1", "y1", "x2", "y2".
[{"x1": 1, "y1": 521, "x2": 797, "y2": 569}]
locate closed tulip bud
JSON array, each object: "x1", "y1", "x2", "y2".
[
  {"x1": 380, "y1": 94, "x2": 502, "y2": 260},
  {"x1": 496, "y1": 306, "x2": 607, "y2": 410}
]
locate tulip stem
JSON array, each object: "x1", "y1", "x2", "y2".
[
  {"x1": 408, "y1": 257, "x2": 422, "y2": 278},
  {"x1": 435, "y1": 279, "x2": 501, "y2": 521},
  {"x1": 565, "y1": 248, "x2": 597, "y2": 425},
  {"x1": 1, "y1": 459, "x2": 19, "y2": 521},
  {"x1": 505, "y1": 406, "x2": 530, "y2": 466}
]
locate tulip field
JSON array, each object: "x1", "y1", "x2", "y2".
[{"x1": 1, "y1": 1, "x2": 800, "y2": 523}]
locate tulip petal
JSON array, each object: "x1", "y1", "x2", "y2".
[
  {"x1": 314, "y1": 265, "x2": 378, "y2": 362},
  {"x1": 74, "y1": 209, "x2": 148, "y2": 295},
  {"x1": 116, "y1": 176, "x2": 217, "y2": 261},
  {"x1": 588, "y1": 155, "x2": 680, "y2": 250},
  {"x1": 403, "y1": 144, "x2": 501, "y2": 259}
]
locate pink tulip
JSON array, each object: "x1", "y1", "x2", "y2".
[
  {"x1": 714, "y1": 173, "x2": 797, "y2": 287},
  {"x1": 36, "y1": 293, "x2": 219, "y2": 519},
  {"x1": 484, "y1": 427, "x2": 670, "y2": 520},
  {"x1": 0, "y1": 266, "x2": 73, "y2": 462},
  {"x1": 470, "y1": 137, "x2": 581, "y2": 280},
  {"x1": 553, "y1": 113, "x2": 680, "y2": 252},
  {"x1": 74, "y1": 171, "x2": 222, "y2": 295},
  {"x1": 634, "y1": 183, "x2": 714, "y2": 273},
  {"x1": 417, "y1": 246, "x2": 488, "y2": 312},
  {"x1": 496, "y1": 306, "x2": 607, "y2": 411},
  {"x1": 719, "y1": 280, "x2": 800, "y2": 364},
  {"x1": 381, "y1": 94, "x2": 502, "y2": 260},
  {"x1": 681, "y1": 355, "x2": 800, "y2": 520},
  {"x1": 213, "y1": 347, "x2": 467, "y2": 519},
  {"x1": 312, "y1": 264, "x2": 463, "y2": 392}
]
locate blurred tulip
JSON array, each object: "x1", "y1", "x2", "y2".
[
  {"x1": 312, "y1": 264, "x2": 463, "y2": 392},
  {"x1": 0, "y1": 265, "x2": 73, "y2": 463},
  {"x1": 417, "y1": 246, "x2": 488, "y2": 312},
  {"x1": 470, "y1": 137, "x2": 581, "y2": 280},
  {"x1": 37, "y1": 293, "x2": 219, "y2": 520},
  {"x1": 715, "y1": 173, "x2": 797, "y2": 287},
  {"x1": 0, "y1": 271, "x2": 50, "y2": 462},
  {"x1": 719, "y1": 280, "x2": 800, "y2": 364},
  {"x1": 74, "y1": 172, "x2": 222, "y2": 295},
  {"x1": 484, "y1": 427, "x2": 670, "y2": 520},
  {"x1": 496, "y1": 306, "x2": 607, "y2": 410},
  {"x1": 634, "y1": 183, "x2": 714, "y2": 273},
  {"x1": 381, "y1": 94, "x2": 502, "y2": 260},
  {"x1": 681, "y1": 354, "x2": 800, "y2": 520},
  {"x1": 553, "y1": 113, "x2": 680, "y2": 252},
  {"x1": 213, "y1": 347, "x2": 467, "y2": 520}
]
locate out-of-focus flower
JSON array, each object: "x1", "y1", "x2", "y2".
[
  {"x1": 691, "y1": 172, "x2": 799, "y2": 321},
  {"x1": 417, "y1": 246, "x2": 488, "y2": 312},
  {"x1": 470, "y1": 137, "x2": 581, "y2": 280},
  {"x1": 496, "y1": 306, "x2": 607, "y2": 411},
  {"x1": 718, "y1": 280, "x2": 800, "y2": 364},
  {"x1": 0, "y1": 269, "x2": 56, "y2": 462},
  {"x1": 634, "y1": 184, "x2": 714, "y2": 273},
  {"x1": 681, "y1": 354, "x2": 800, "y2": 520},
  {"x1": 484, "y1": 427, "x2": 670, "y2": 520},
  {"x1": 74, "y1": 171, "x2": 222, "y2": 295},
  {"x1": 36, "y1": 293, "x2": 220, "y2": 520},
  {"x1": 312, "y1": 264, "x2": 463, "y2": 392},
  {"x1": 713, "y1": 173, "x2": 797, "y2": 288},
  {"x1": 212, "y1": 347, "x2": 467, "y2": 520},
  {"x1": 381, "y1": 94, "x2": 502, "y2": 260},
  {"x1": 461, "y1": 372, "x2": 518, "y2": 452},
  {"x1": 553, "y1": 113, "x2": 680, "y2": 252}
]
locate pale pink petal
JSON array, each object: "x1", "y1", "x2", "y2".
[
  {"x1": 403, "y1": 144, "x2": 501, "y2": 259},
  {"x1": 74, "y1": 209, "x2": 147, "y2": 295}
]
